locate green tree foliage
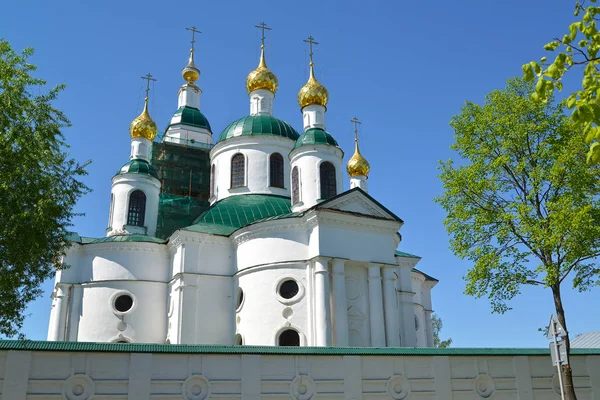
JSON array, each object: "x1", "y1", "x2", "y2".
[
  {"x1": 432, "y1": 313, "x2": 452, "y2": 348},
  {"x1": 436, "y1": 78, "x2": 600, "y2": 399},
  {"x1": 522, "y1": 0, "x2": 600, "y2": 163},
  {"x1": 0, "y1": 39, "x2": 89, "y2": 337}
]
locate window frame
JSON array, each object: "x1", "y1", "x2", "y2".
[
  {"x1": 291, "y1": 166, "x2": 300, "y2": 204},
  {"x1": 269, "y1": 152, "x2": 285, "y2": 188},
  {"x1": 230, "y1": 153, "x2": 246, "y2": 189},
  {"x1": 127, "y1": 190, "x2": 146, "y2": 227},
  {"x1": 319, "y1": 161, "x2": 337, "y2": 200}
]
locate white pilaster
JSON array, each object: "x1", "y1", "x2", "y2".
[
  {"x1": 1, "y1": 350, "x2": 31, "y2": 400},
  {"x1": 249, "y1": 89, "x2": 274, "y2": 116},
  {"x1": 52, "y1": 284, "x2": 71, "y2": 341},
  {"x1": 332, "y1": 259, "x2": 349, "y2": 347},
  {"x1": 425, "y1": 310, "x2": 434, "y2": 347},
  {"x1": 368, "y1": 264, "x2": 385, "y2": 347},
  {"x1": 350, "y1": 175, "x2": 368, "y2": 192},
  {"x1": 178, "y1": 83, "x2": 201, "y2": 109},
  {"x1": 314, "y1": 257, "x2": 332, "y2": 346},
  {"x1": 382, "y1": 268, "x2": 400, "y2": 347},
  {"x1": 433, "y1": 356, "x2": 452, "y2": 398},
  {"x1": 302, "y1": 104, "x2": 326, "y2": 130},
  {"x1": 513, "y1": 356, "x2": 534, "y2": 400},
  {"x1": 128, "y1": 354, "x2": 153, "y2": 400},
  {"x1": 130, "y1": 137, "x2": 152, "y2": 162},
  {"x1": 396, "y1": 264, "x2": 417, "y2": 347}
]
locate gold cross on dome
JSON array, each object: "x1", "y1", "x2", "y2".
[
  {"x1": 350, "y1": 116, "x2": 362, "y2": 141},
  {"x1": 255, "y1": 22, "x2": 272, "y2": 46},
  {"x1": 141, "y1": 73, "x2": 157, "y2": 98},
  {"x1": 303, "y1": 35, "x2": 319, "y2": 64},
  {"x1": 186, "y1": 26, "x2": 202, "y2": 52}
]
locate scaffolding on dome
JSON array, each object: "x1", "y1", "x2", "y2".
[{"x1": 151, "y1": 137, "x2": 212, "y2": 239}]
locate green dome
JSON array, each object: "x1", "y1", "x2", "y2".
[
  {"x1": 170, "y1": 106, "x2": 211, "y2": 132},
  {"x1": 216, "y1": 115, "x2": 300, "y2": 144},
  {"x1": 115, "y1": 159, "x2": 159, "y2": 180},
  {"x1": 293, "y1": 128, "x2": 339, "y2": 149}
]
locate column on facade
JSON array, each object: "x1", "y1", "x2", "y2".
[
  {"x1": 314, "y1": 257, "x2": 332, "y2": 346},
  {"x1": 48, "y1": 284, "x2": 72, "y2": 341},
  {"x1": 425, "y1": 309, "x2": 434, "y2": 347},
  {"x1": 396, "y1": 264, "x2": 417, "y2": 347},
  {"x1": 382, "y1": 267, "x2": 400, "y2": 347},
  {"x1": 179, "y1": 277, "x2": 199, "y2": 344},
  {"x1": 331, "y1": 259, "x2": 349, "y2": 347},
  {"x1": 368, "y1": 264, "x2": 386, "y2": 347}
]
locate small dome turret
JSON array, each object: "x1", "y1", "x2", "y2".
[
  {"x1": 182, "y1": 51, "x2": 200, "y2": 84},
  {"x1": 246, "y1": 45, "x2": 278, "y2": 94},
  {"x1": 298, "y1": 62, "x2": 329, "y2": 108},
  {"x1": 129, "y1": 98, "x2": 158, "y2": 141},
  {"x1": 346, "y1": 139, "x2": 370, "y2": 177}
]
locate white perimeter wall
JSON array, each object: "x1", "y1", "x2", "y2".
[{"x1": 0, "y1": 349, "x2": 598, "y2": 399}]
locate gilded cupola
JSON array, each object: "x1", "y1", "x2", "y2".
[
  {"x1": 298, "y1": 36, "x2": 328, "y2": 108},
  {"x1": 182, "y1": 50, "x2": 200, "y2": 84},
  {"x1": 130, "y1": 97, "x2": 158, "y2": 141},
  {"x1": 246, "y1": 44, "x2": 279, "y2": 94},
  {"x1": 346, "y1": 117, "x2": 370, "y2": 177}
]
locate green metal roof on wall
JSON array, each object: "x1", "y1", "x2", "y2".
[
  {"x1": 293, "y1": 128, "x2": 339, "y2": 149},
  {"x1": 170, "y1": 106, "x2": 211, "y2": 132},
  {"x1": 69, "y1": 234, "x2": 166, "y2": 245},
  {"x1": 115, "y1": 159, "x2": 159, "y2": 180},
  {"x1": 1, "y1": 340, "x2": 600, "y2": 356},
  {"x1": 216, "y1": 115, "x2": 300, "y2": 144},
  {"x1": 395, "y1": 250, "x2": 421, "y2": 259},
  {"x1": 184, "y1": 194, "x2": 293, "y2": 236}
]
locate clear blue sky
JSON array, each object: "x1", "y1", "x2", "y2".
[{"x1": 2, "y1": 0, "x2": 598, "y2": 347}]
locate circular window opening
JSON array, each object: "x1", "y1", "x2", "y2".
[
  {"x1": 279, "y1": 280, "x2": 299, "y2": 299},
  {"x1": 236, "y1": 288, "x2": 244, "y2": 310},
  {"x1": 114, "y1": 294, "x2": 134, "y2": 313},
  {"x1": 278, "y1": 329, "x2": 300, "y2": 346},
  {"x1": 234, "y1": 333, "x2": 243, "y2": 345}
]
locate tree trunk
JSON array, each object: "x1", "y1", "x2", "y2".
[{"x1": 552, "y1": 285, "x2": 578, "y2": 400}]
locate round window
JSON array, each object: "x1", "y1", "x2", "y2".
[
  {"x1": 114, "y1": 294, "x2": 134, "y2": 313},
  {"x1": 279, "y1": 280, "x2": 299, "y2": 299}
]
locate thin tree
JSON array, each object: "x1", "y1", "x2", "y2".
[
  {"x1": 0, "y1": 39, "x2": 90, "y2": 337},
  {"x1": 436, "y1": 77, "x2": 600, "y2": 400},
  {"x1": 432, "y1": 313, "x2": 453, "y2": 348}
]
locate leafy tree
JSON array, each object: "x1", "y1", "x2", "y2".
[
  {"x1": 522, "y1": 0, "x2": 600, "y2": 163},
  {"x1": 432, "y1": 313, "x2": 452, "y2": 348},
  {"x1": 436, "y1": 78, "x2": 600, "y2": 400},
  {"x1": 0, "y1": 39, "x2": 89, "y2": 337}
]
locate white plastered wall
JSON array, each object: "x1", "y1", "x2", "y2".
[{"x1": 109, "y1": 174, "x2": 160, "y2": 237}]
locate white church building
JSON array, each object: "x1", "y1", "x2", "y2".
[{"x1": 0, "y1": 27, "x2": 598, "y2": 400}]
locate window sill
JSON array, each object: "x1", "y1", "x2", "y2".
[
  {"x1": 229, "y1": 186, "x2": 250, "y2": 194},
  {"x1": 124, "y1": 225, "x2": 147, "y2": 235},
  {"x1": 269, "y1": 186, "x2": 287, "y2": 190}
]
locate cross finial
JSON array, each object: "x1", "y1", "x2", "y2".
[
  {"x1": 255, "y1": 22, "x2": 271, "y2": 47},
  {"x1": 303, "y1": 35, "x2": 319, "y2": 65},
  {"x1": 350, "y1": 116, "x2": 361, "y2": 142},
  {"x1": 186, "y1": 26, "x2": 202, "y2": 52},
  {"x1": 141, "y1": 73, "x2": 157, "y2": 98}
]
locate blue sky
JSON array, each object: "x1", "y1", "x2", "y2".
[{"x1": 2, "y1": 0, "x2": 598, "y2": 346}]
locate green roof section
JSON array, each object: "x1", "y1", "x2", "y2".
[
  {"x1": 216, "y1": 115, "x2": 300, "y2": 144},
  {"x1": 395, "y1": 250, "x2": 421, "y2": 259},
  {"x1": 293, "y1": 128, "x2": 339, "y2": 149},
  {"x1": 184, "y1": 194, "x2": 293, "y2": 236},
  {"x1": 170, "y1": 106, "x2": 211, "y2": 132},
  {"x1": 1, "y1": 340, "x2": 599, "y2": 356},
  {"x1": 412, "y1": 267, "x2": 438, "y2": 282},
  {"x1": 115, "y1": 159, "x2": 159, "y2": 180},
  {"x1": 69, "y1": 234, "x2": 166, "y2": 245}
]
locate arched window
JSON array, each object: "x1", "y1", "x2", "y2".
[
  {"x1": 234, "y1": 333, "x2": 243, "y2": 345},
  {"x1": 319, "y1": 162, "x2": 337, "y2": 200},
  {"x1": 291, "y1": 166, "x2": 300, "y2": 204},
  {"x1": 127, "y1": 190, "x2": 146, "y2": 226},
  {"x1": 270, "y1": 153, "x2": 284, "y2": 188},
  {"x1": 108, "y1": 193, "x2": 115, "y2": 227},
  {"x1": 231, "y1": 153, "x2": 245, "y2": 188},
  {"x1": 278, "y1": 329, "x2": 300, "y2": 346},
  {"x1": 210, "y1": 164, "x2": 215, "y2": 197}
]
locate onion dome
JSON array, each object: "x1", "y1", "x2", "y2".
[
  {"x1": 129, "y1": 98, "x2": 158, "y2": 141},
  {"x1": 346, "y1": 139, "x2": 370, "y2": 177},
  {"x1": 298, "y1": 62, "x2": 329, "y2": 108},
  {"x1": 217, "y1": 115, "x2": 299, "y2": 144},
  {"x1": 246, "y1": 45, "x2": 279, "y2": 94},
  {"x1": 115, "y1": 159, "x2": 159, "y2": 179},
  {"x1": 182, "y1": 50, "x2": 200, "y2": 84},
  {"x1": 293, "y1": 127, "x2": 338, "y2": 150}
]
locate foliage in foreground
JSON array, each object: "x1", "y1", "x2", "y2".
[
  {"x1": 436, "y1": 78, "x2": 600, "y2": 399},
  {"x1": 0, "y1": 39, "x2": 89, "y2": 337}
]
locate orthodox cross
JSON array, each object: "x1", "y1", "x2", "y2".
[
  {"x1": 186, "y1": 26, "x2": 202, "y2": 52},
  {"x1": 304, "y1": 35, "x2": 319, "y2": 64},
  {"x1": 141, "y1": 73, "x2": 156, "y2": 98},
  {"x1": 255, "y1": 22, "x2": 271, "y2": 46},
  {"x1": 350, "y1": 116, "x2": 361, "y2": 141}
]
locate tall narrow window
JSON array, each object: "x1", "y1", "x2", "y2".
[
  {"x1": 319, "y1": 162, "x2": 337, "y2": 200},
  {"x1": 291, "y1": 166, "x2": 300, "y2": 204},
  {"x1": 231, "y1": 153, "x2": 245, "y2": 188},
  {"x1": 108, "y1": 193, "x2": 115, "y2": 227},
  {"x1": 278, "y1": 329, "x2": 300, "y2": 346},
  {"x1": 210, "y1": 164, "x2": 215, "y2": 197},
  {"x1": 127, "y1": 190, "x2": 146, "y2": 226},
  {"x1": 270, "y1": 153, "x2": 284, "y2": 188}
]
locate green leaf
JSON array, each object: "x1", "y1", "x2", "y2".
[
  {"x1": 545, "y1": 64, "x2": 560, "y2": 79},
  {"x1": 530, "y1": 61, "x2": 542, "y2": 76},
  {"x1": 544, "y1": 41, "x2": 560, "y2": 51},
  {"x1": 523, "y1": 64, "x2": 535, "y2": 82},
  {"x1": 563, "y1": 34, "x2": 572, "y2": 45},
  {"x1": 567, "y1": 94, "x2": 577, "y2": 108}
]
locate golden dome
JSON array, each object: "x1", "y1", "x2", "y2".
[
  {"x1": 346, "y1": 139, "x2": 370, "y2": 177},
  {"x1": 129, "y1": 98, "x2": 158, "y2": 141},
  {"x1": 246, "y1": 45, "x2": 278, "y2": 94},
  {"x1": 298, "y1": 62, "x2": 329, "y2": 108},
  {"x1": 182, "y1": 50, "x2": 200, "y2": 84}
]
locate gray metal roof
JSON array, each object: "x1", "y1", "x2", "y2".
[{"x1": 571, "y1": 331, "x2": 600, "y2": 348}]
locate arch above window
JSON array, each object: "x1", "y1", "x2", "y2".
[
  {"x1": 127, "y1": 190, "x2": 146, "y2": 227},
  {"x1": 270, "y1": 153, "x2": 284, "y2": 188},
  {"x1": 231, "y1": 153, "x2": 245, "y2": 188},
  {"x1": 291, "y1": 166, "x2": 300, "y2": 204},
  {"x1": 319, "y1": 161, "x2": 337, "y2": 200}
]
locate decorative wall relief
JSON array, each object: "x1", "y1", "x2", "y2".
[
  {"x1": 290, "y1": 375, "x2": 316, "y2": 400},
  {"x1": 473, "y1": 374, "x2": 496, "y2": 398},
  {"x1": 62, "y1": 374, "x2": 95, "y2": 400},
  {"x1": 386, "y1": 375, "x2": 410, "y2": 400},
  {"x1": 182, "y1": 375, "x2": 211, "y2": 400}
]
